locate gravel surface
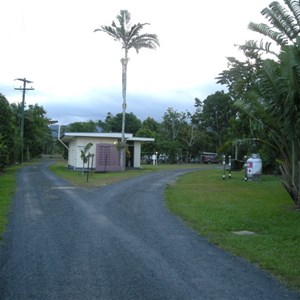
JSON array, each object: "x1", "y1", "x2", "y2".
[{"x1": 0, "y1": 161, "x2": 299, "y2": 299}]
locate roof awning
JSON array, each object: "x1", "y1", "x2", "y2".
[{"x1": 61, "y1": 132, "x2": 154, "y2": 142}]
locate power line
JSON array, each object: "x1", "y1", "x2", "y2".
[{"x1": 14, "y1": 78, "x2": 34, "y2": 164}]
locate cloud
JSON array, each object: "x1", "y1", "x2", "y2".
[{"x1": 1, "y1": 0, "x2": 271, "y2": 125}]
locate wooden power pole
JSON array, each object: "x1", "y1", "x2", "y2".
[{"x1": 14, "y1": 78, "x2": 34, "y2": 164}]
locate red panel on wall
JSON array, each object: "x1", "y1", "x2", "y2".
[{"x1": 95, "y1": 144, "x2": 121, "y2": 172}]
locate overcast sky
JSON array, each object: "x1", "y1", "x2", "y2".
[{"x1": 1, "y1": 0, "x2": 272, "y2": 125}]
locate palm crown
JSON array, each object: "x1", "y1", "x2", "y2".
[{"x1": 95, "y1": 10, "x2": 159, "y2": 53}]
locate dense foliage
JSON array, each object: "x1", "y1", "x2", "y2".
[
  {"x1": 62, "y1": 93, "x2": 238, "y2": 164},
  {"x1": 0, "y1": 94, "x2": 54, "y2": 168},
  {"x1": 218, "y1": 0, "x2": 300, "y2": 206}
]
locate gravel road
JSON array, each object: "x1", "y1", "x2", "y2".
[{"x1": 0, "y1": 161, "x2": 299, "y2": 299}]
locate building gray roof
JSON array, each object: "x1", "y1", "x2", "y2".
[{"x1": 61, "y1": 132, "x2": 154, "y2": 142}]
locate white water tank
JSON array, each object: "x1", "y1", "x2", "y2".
[{"x1": 246, "y1": 154, "x2": 262, "y2": 180}]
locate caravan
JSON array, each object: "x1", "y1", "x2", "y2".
[{"x1": 201, "y1": 152, "x2": 219, "y2": 164}]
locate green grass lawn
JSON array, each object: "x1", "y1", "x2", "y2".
[
  {"x1": 49, "y1": 160, "x2": 206, "y2": 187},
  {"x1": 165, "y1": 169, "x2": 300, "y2": 291},
  {"x1": 49, "y1": 160, "x2": 149, "y2": 187},
  {"x1": 0, "y1": 165, "x2": 19, "y2": 239}
]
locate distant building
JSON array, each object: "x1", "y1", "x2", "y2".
[{"x1": 61, "y1": 132, "x2": 154, "y2": 171}]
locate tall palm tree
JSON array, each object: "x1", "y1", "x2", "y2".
[{"x1": 94, "y1": 10, "x2": 159, "y2": 170}]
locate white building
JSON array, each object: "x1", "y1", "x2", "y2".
[{"x1": 61, "y1": 132, "x2": 154, "y2": 171}]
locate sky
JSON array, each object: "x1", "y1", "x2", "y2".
[{"x1": 0, "y1": 0, "x2": 272, "y2": 125}]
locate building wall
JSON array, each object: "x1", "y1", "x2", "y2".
[
  {"x1": 95, "y1": 144, "x2": 122, "y2": 172},
  {"x1": 68, "y1": 137, "x2": 117, "y2": 169},
  {"x1": 68, "y1": 140, "x2": 76, "y2": 169},
  {"x1": 133, "y1": 142, "x2": 141, "y2": 168},
  {"x1": 68, "y1": 137, "x2": 145, "y2": 170}
]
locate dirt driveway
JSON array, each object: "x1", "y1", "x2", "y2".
[{"x1": 0, "y1": 161, "x2": 299, "y2": 299}]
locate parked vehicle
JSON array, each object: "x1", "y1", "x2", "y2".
[{"x1": 201, "y1": 152, "x2": 219, "y2": 164}]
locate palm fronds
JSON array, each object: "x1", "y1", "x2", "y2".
[
  {"x1": 94, "y1": 10, "x2": 159, "y2": 52},
  {"x1": 261, "y1": 1, "x2": 299, "y2": 42},
  {"x1": 238, "y1": 39, "x2": 278, "y2": 56},
  {"x1": 246, "y1": 0, "x2": 300, "y2": 59},
  {"x1": 248, "y1": 22, "x2": 289, "y2": 46}
]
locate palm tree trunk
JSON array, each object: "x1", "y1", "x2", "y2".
[{"x1": 120, "y1": 49, "x2": 128, "y2": 170}]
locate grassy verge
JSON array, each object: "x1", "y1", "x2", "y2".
[
  {"x1": 49, "y1": 160, "x2": 206, "y2": 187},
  {"x1": 49, "y1": 160, "x2": 151, "y2": 187},
  {"x1": 0, "y1": 165, "x2": 19, "y2": 239},
  {"x1": 165, "y1": 169, "x2": 300, "y2": 291}
]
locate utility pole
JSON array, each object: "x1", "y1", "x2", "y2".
[{"x1": 14, "y1": 78, "x2": 34, "y2": 164}]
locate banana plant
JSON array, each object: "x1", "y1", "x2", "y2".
[{"x1": 235, "y1": 43, "x2": 300, "y2": 207}]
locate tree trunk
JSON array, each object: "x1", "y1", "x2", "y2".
[{"x1": 120, "y1": 49, "x2": 128, "y2": 171}]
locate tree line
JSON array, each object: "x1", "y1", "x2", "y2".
[
  {"x1": 61, "y1": 92, "x2": 238, "y2": 164},
  {"x1": 0, "y1": 94, "x2": 55, "y2": 169},
  {"x1": 0, "y1": 89, "x2": 238, "y2": 169},
  {"x1": 0, "y1": 89, "x2": 239, "y2": 169}
]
